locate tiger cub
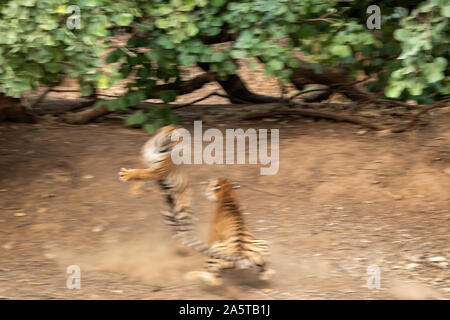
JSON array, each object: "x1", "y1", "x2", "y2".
[
  {"x1": 186, "y1": 178, "x2": 275, "y2": 286},
  {"x1": 119, "y1": 125, "x2": 246, "y2": 263}
]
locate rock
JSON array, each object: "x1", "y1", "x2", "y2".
[
  {"x1": 356, "y1": 130, "x2": 367, "y2": 135},
  {"x1": 82, "y1": 174, "x2": 95, "y2": 180},
  {"x1": 41, "y1": 193, "x2": 56, "y2": 198},
  {"x1": 14, "y1": 212, "x2": 26, "y2": 217},
  {"x1": 405, "y1": 263, "x2": 419, "y2": 270},
  {"x1": 392, "y1": 194, "x2": 403, "y2": 200},
  {"x1": 37, "y1": 208, "x2": 47, "y2": 214},
  {"x1": 2, "y1": 242, "x2": 13, "y2": 250},
  {"x1": 44, "y1": 253, "x2": 56, "y2": 259},
  {"x1": 377, "y1": 129, "x2": 392, "y2": 136},
  {"x1": 429, "y1": 256, "x2": 446, "y2": 262},
  {"x1": 92, "y1": 225, "x2": 104, "y2": 233}
]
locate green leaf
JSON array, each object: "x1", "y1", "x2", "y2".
[
  {"x1": 185, "y1": 23, "x2": 198, "y2": 37},
  {"x1": 156, "y1": 36, "x2": 175, "y2": 49},
  {"x1": 211, "y1": 0, "x2": 226, "y2": 7},
  {"x1": 330, "y1": 45, "x2": 352, "y2": 58},
  {"x1": 108, "y1": 97, "x2": 128, "y2": 111},
  {"x1": 44, "y1": 63, "x2": 61, "y2": 73},
  {"x1": 230, "y1": 50, "x2": 246, "y2": 59},
  {"x1": 97, "y1": 74, "x2": 109, "y2": 89},
  {"x1": 394, "y1": 29, "x2": 409, "y2": 41},
  {"x1": 441, "y1": 5, "x2": 450, "y2": 17},
  {"x1": 125, "y1": 110, "x2": 148, "y2": 126},
  {"x1": 126, "y1": 91, "x2": 145, "y2": 106},
  {"x1": 143, "y1": 123, "x2": 158, "y2": 134},
  {"x1": 80, "y1": 85, "x2": 93, "y2": 96},
  {"x1": 106, "y1": 49, "x2": 125, "y2": 64},
  {"x1": 385, "y1": 82, "x2": 405, "y2": 98},
  {"x1": 287, "y1": 59, "x2": 300, "y2": 68},
  {"x1": 114, "y1": 13, "x2": 134, "y2": 26},
  {"x1": 423, "y1": 61, "x2": 446, "y2": 83},
  {"x1": 248, "y1": 61, "x2": 259, "y2": 69},
  {"x1": 158, "y1": 91, "x2": 177, "y2": 103},
  {"x1": 267, "y1": 60, "x2": 284, "y2": 71},
  {"x1": 408, "y1": 80, "x2": 425, "y2": 96},
  {"x1": 179, "y1": 53, "x2": 197, "y2": 66}
]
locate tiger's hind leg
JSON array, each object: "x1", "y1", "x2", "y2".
[
  {"x1": 244, "y1": 239, "x2": 275, "y2": 281},
  {"x1": 185, "y1": 254, "x2": 234, "y2": 286}
]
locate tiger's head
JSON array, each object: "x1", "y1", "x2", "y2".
[
  {"x1": 142, "y1": 124, "x2": 183, "y2": 165},
  {"x1": 205, "y1": 178, "x2": 240, "y2": 202},
  {"x1": 155, "y1": 124, "x2": 183, "y2": 147}
]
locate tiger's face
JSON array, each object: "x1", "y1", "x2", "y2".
[
  {"x1": 157, "y1": 124, "x2": 182, "y2": 147},
  {"x1": 205, "y1": 178, "x2": 240, "y2": 202},
  {"x1": 142, "y1": 124, "x2": 182, "y2": 166}
]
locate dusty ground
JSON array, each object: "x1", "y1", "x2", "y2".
[{"x1": 0, "y1": 102, "x2": 449, "y2": 300}]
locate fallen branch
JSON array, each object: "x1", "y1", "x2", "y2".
[
  {"x1": 172, "y1": 92, "x2": 229, "y2": 110},
  {"x1": 63, "y1": 103, "x2": 107, "y2": 124},
  {"x1": 236, "y1": 107, "x2": 386, "y2": 131},
  {"x1": 64, "y1": 72, "x2": 218, "y2": 124},
  {"x1": 391, "y1": 98, "x2": 450, "y2": 133}
]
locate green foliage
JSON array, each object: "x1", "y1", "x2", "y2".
[
  {"x1": 0, "y1": 0, "x2": 448, "y2": 130},
  {"x1": 385, "y1": 0, "x2": 450, "y2": 100},
  {"x1": 125, "y1": 106, "x2": 178, "y2": 133},
  {"x1": 0, "y1": 0, "x2": 141, "y2": 98}
]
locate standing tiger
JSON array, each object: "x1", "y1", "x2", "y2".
[
  {"x1": 185, "y1": 178, "x2": 275, "y2": 286},
  {"x1": 118, "y1": 125, "x2": 247, "y2": 263}
]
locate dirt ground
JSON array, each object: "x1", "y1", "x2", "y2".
[{"x1": 0, "y1": 101, "x2": 449, "y2": 300}]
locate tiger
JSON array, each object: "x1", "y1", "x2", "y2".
[
  {"x1": 185, "y1": 178, "x2": 275, "y2": 286},
  {"x1": 118, "y1": 125, "x2": 248, "y2": 263}
]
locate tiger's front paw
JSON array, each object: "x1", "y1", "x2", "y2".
[{"x1": 118, "y1": 168, "x2": 136, "y2": 181}]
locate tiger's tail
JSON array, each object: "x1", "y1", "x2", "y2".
[{"x1": 160, "y1": 210, "x2": 250, "y2": 265}]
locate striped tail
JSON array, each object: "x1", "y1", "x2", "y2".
[{"x1": 160, "y1": 210, "x2": 250, "y2": 264}]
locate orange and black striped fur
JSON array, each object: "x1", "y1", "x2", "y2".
[
  {"x1": 119, "y1": 125, "x2": 247, "y2": 263},
  {"x1": 186, "y1": 178, "x2": 275, "y2": 286}
]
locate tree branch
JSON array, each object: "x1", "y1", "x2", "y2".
[
  {"x1": 391, "y1": 98, "x2": 450, "y2": 133},
  {"x1": 64, "y1": 72, "x2": 218, "y2": 124},
  {"x1": 236, "y1": 104, "x2": 386, "y2": 131}
]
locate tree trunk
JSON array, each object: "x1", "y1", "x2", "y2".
[
  {"x1": 289, "y1": 62, "x2": 376, "y2": 103},
  {"x1": 197, "y1": 63, "x2": 284, "y2": 104},
  {"x1": 0, "y1": 93, "x2": 36, "y2": 123}
]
